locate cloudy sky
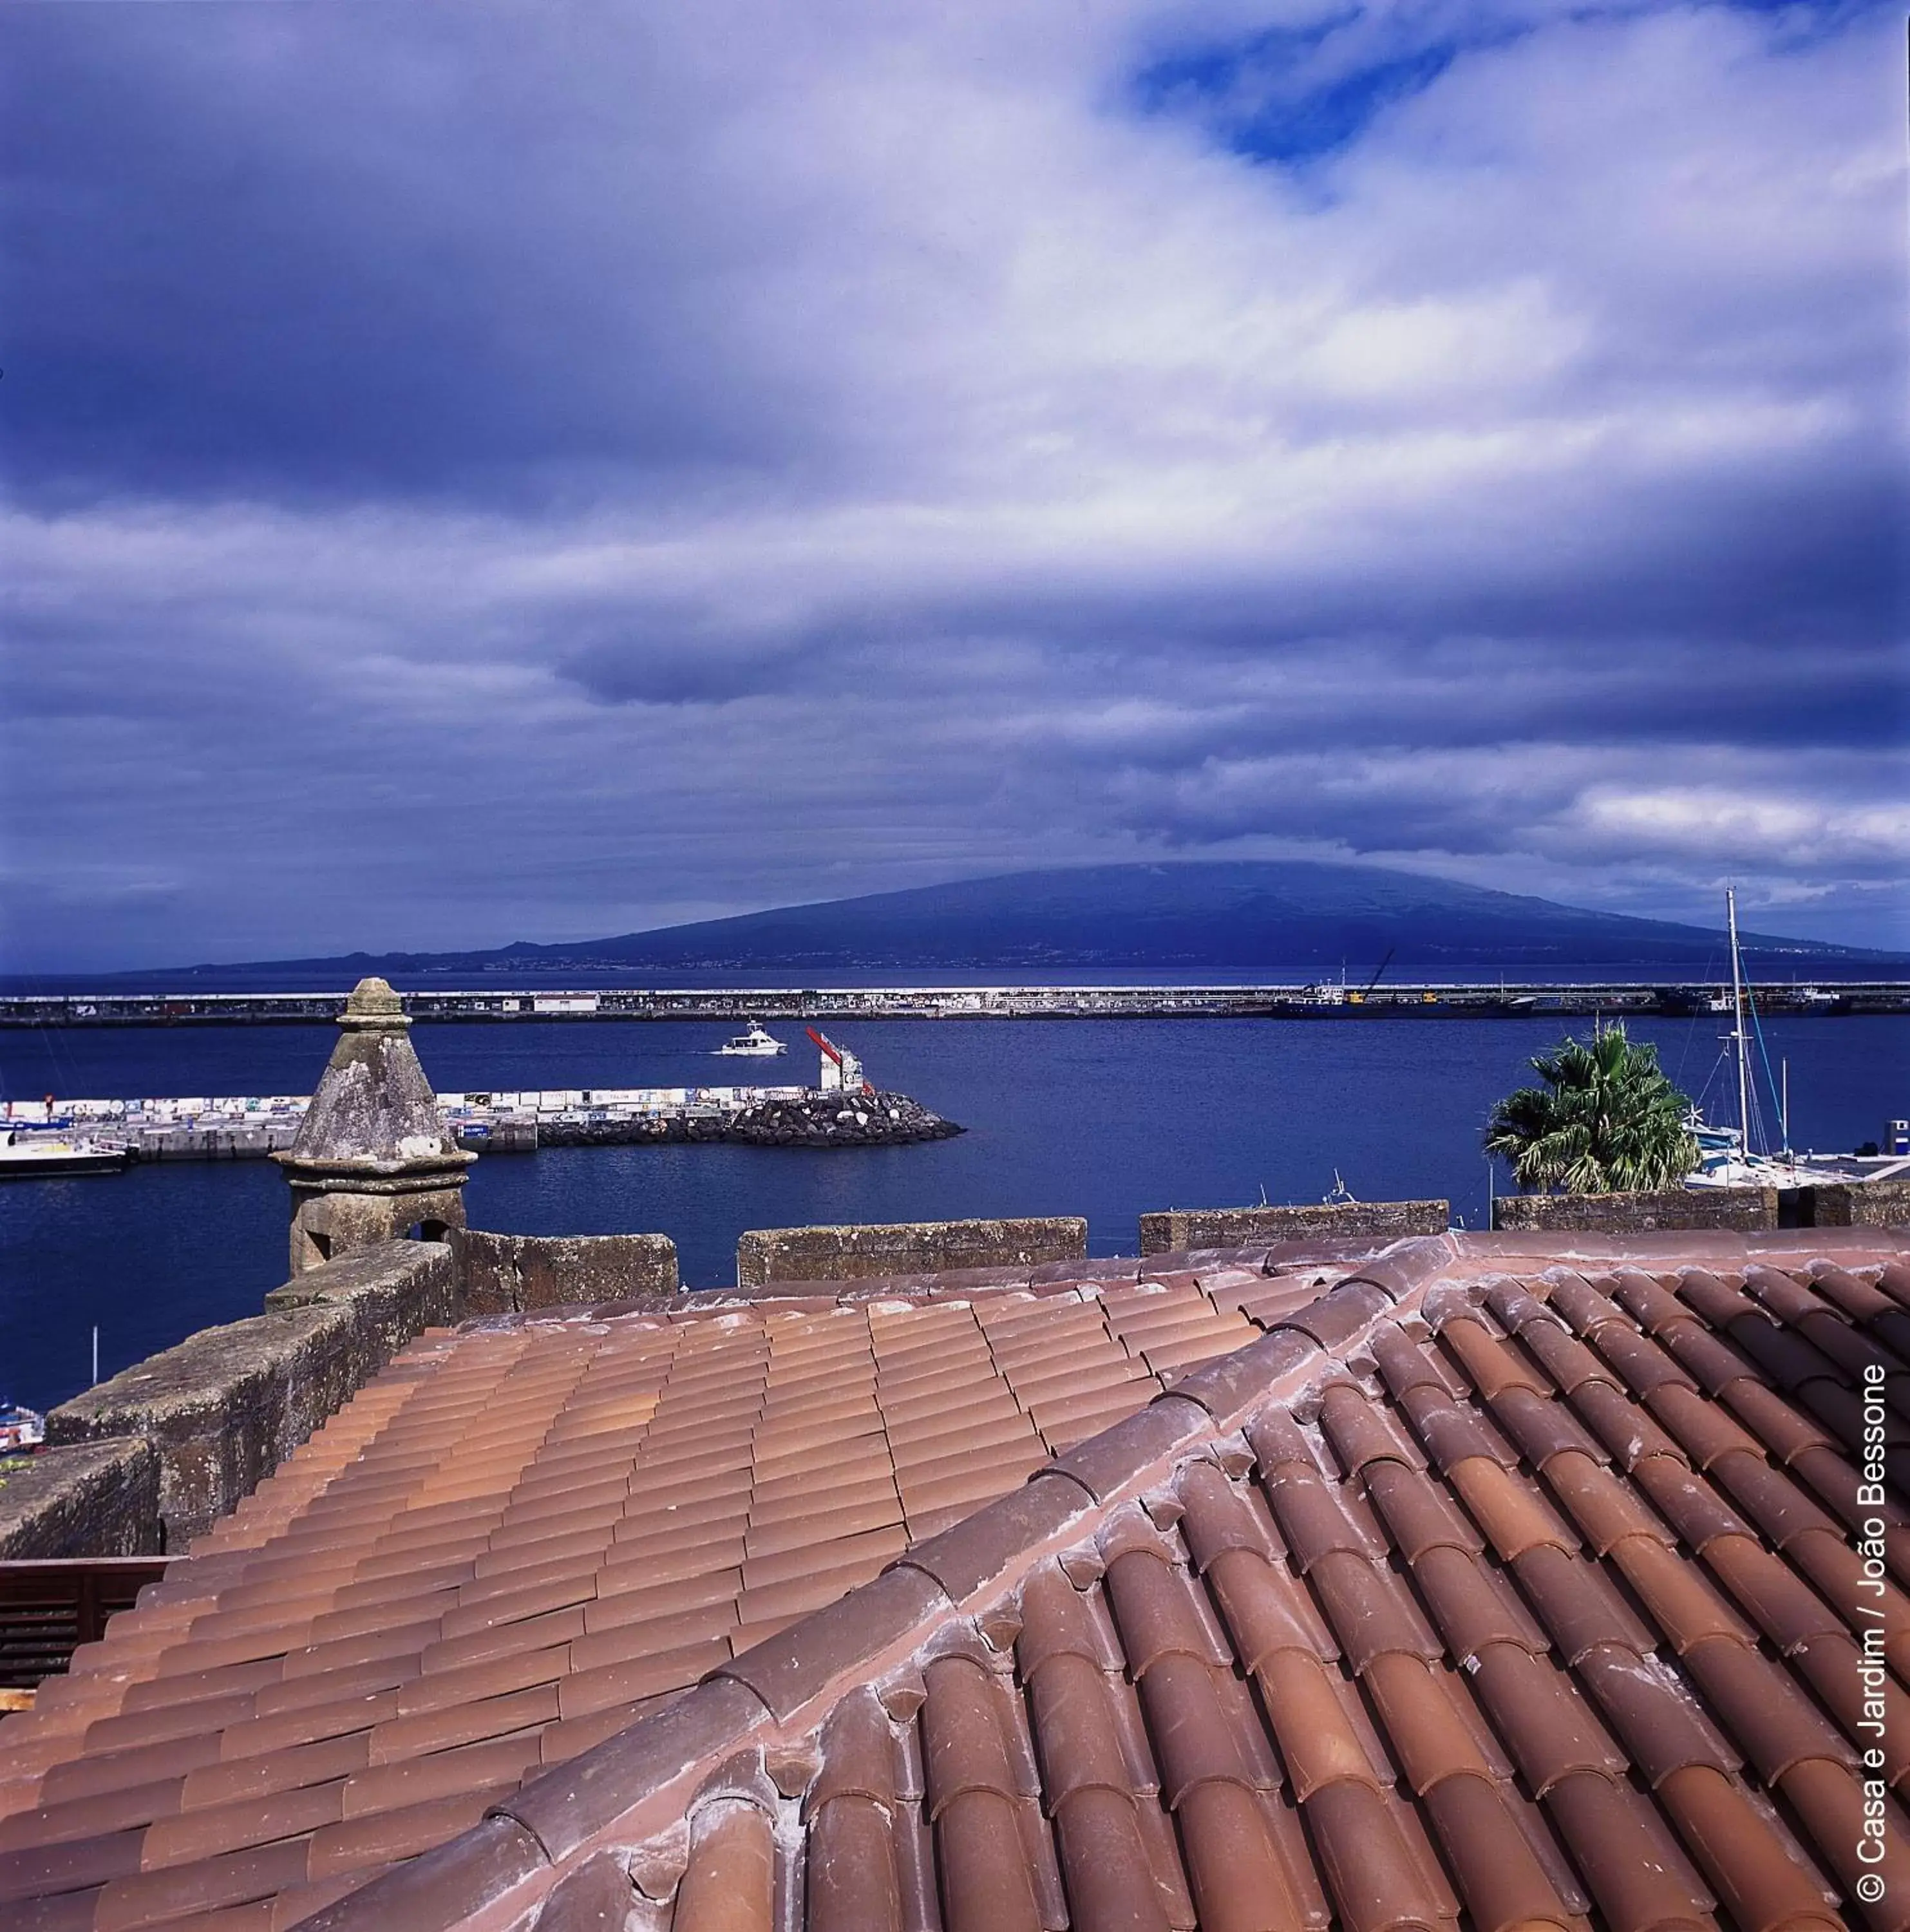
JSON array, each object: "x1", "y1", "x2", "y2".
[{"x1": 2, "y1": 0, "x2": 1903, "y2": 971}]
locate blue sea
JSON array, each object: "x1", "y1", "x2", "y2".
[{"x1": 3, "y1": 1012, "x2": 1904, "y2": 1412}]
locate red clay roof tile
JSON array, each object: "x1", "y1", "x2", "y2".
[
  {"x1": 91, "y1": 1837, "x2": 310, "y2": 1932},
  {"x1": 555, "y1": 1640, "x2": 733, "y2": 1721}
]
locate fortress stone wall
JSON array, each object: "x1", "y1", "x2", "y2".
[{"x1": 1140, "y1": 1198, "x2": 1449, "y2": 1254}]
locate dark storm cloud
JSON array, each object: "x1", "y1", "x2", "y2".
[
  {"x1": 1, "y1": 0, "x2": 1903, "y2": 970},
  {"x1": 0, "y1": 3, "x2": 848, "y2": 505}
]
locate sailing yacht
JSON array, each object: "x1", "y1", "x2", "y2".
[{"x1": 1685, "y1": 889, "x2": 1906, "y2": 1189}]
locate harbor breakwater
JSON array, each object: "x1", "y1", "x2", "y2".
[
  {"x1": 531, "y1": 1086, "x2": 961, "y2": 1148},
  {"x1": 10, "y1": 977, "x2": 1910, "y2": 1026}
]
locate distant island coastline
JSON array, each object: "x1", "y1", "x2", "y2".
[{"x1": 9, "y1": 862, "x2": 1901, "y2": 991}]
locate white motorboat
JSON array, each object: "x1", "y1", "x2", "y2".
[
  {"x1": 715, "y1": 1021, "x2": 788, "y2": 1058},
  {"x1": 0, "y1": 1131, "x2": 129, "y2": 1179}
]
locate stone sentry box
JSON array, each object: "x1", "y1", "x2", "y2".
[{"x1": 274, "y1": 976, "x2": 475, "y2": 1275}]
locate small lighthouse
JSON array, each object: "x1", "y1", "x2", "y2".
[{"x1": 275, "y1": 977, "x2": 475, "y2": 1274}]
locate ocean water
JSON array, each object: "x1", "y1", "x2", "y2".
[{"x1": 3, "y1": 1013, "x2": 1904, "y2": 1412}]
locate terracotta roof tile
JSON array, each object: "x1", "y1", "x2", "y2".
[
  {"x1": 554, "y1": 1640, "x2": 733, "y2": 1721},
  {"x1": 743, "y1": 1495, "x2": 903, "y2": 1560},
  {"x1": 533, "y1": 1693, "x2": 675, "y2": 1770},
  {"x1": 600, "y1": 1536, "x2": 748, "y2": 1595},
  {"x1": 585, "y1": 1567, "x2": 741, "y2": 1629},
  {"x1": 137, "y1": 1778, "x2": 345, "y2": 1871},
  {"x1": 91, "y1": 1836, "x2": 309, "y2": 1931},
  {"x1": 39, "y1": 1736, "x2": 227, "y2": 1810},
  {"x1": 214, "y1": 1696, "x2": 397, "y2": 1763},
  {"x1": 364, "y1": 1682, "x2": 557, "y2": 1765},
  {"x1": 748, "y1": 1466, "x2": 898, "y2": 1521},
  {"x1": 735, "y1": 1551, "x2": 900, "y2": 1632},
  {"x1": 0, "y1": 1827, "x2": 148, "y2": 1909},
  {"x1": 0, "y1": 1781, "x2": 184, "y2": 1858},
  {"x1": 741, "y1": 1524, "x2": 908, "y2": 1595},
  {"x1": 180, "y1": 1734, "x2": 371, "y2": 1814},
  {"x1": 418, "y1": 1607, "x2": 588, "y2": 1678},
  {"x1": 304, "y1": 1787, "x2": 507, "y2": 1884}
]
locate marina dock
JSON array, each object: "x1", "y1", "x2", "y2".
[{"x1": 5, "y1": 979, "x2": 1908, "y2": 1026}]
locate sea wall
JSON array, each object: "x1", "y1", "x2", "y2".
[
  {"x1": 457, "y1": 1229, "x2": 679, "y2": 1315},
  {"x1": 737, "y1": 1215, "x2": 1087, "y2": 1287},
  {"x1": 1492, "y1": 1188, "x2": 1779, "y2": 1233},
  {"x1": 0, "y1": 1440, "x2": 162, "y2": 1560},
  {"x1": 1139, "y1": 1199, "x2": 1449, "y2": 1255},
  {"x1": 46, "y1": 1241, "x2": 457, "y2": 1549}
]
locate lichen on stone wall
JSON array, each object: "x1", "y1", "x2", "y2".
[
  {"x1": 1491, "y1": 1187, "x2": 1779, "y2": 1232},
  {"x1": 455, "y1": 1229, "x2": 678, "y2": 1314},
  {"x1": 736, "y1": 1215, "x2": 1086, "y2": 1287},
  {"x1": 0, "y1": 1439, "x2": 162, "y2": 1558}
]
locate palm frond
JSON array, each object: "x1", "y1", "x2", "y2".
[{"x1": 1484, "y1": 1021, "x2": 1699, "y2": 1195}]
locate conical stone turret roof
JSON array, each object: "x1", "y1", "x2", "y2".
[{"x1": 279, "y1": 977, "x2": 471, "y2": 1177}]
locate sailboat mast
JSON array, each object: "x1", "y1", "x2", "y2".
[{"x1": 1728, "y1": 887, "x2": 1752, "y2": 1158}]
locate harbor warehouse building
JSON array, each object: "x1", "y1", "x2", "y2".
[{"x1": 1, "y1": 994, "x2": 1907, "y2": 1928}]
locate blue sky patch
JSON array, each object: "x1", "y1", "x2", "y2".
[{"x1": 1131, "y1": 17, "x2": 1478, "y2": 164}]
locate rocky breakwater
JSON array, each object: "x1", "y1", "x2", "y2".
[{"x1": 725, "y1": 1088, "x2": 962, "y2": 1148}]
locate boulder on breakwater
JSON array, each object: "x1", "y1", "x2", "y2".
[{"x1": 724, "y1": 1088, "x2": 963, "y2": 1148}]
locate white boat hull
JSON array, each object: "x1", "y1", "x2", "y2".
[{"x1": 0, "y1": 1139, "x2": 129, "y2": 1179}]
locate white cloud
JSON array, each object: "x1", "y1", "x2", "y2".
[{"x1": 1573, "y1": 786, "x2": 1910, "y2": 868}]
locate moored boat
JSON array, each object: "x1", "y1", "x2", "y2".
[
  {"x1": 0, "y1": 1131, "x2": 130, "y2": 1179},
  {"x1": 0, "y1": 1403, "x2": 45, "y2": 1453}
]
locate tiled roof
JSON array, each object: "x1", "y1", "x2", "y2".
[
  {"x1": 0, "y1": 1255, "x2": 1306, "y2": 1931},
  {"x1": 335, "y1": 1228, "x2": 1909, "y2": 1932},
  {"x1": 6, "y1": 1229, "x2": 1910, "y2": 1931}
]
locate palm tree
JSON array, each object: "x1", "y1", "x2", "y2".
[{"x1": 1485, "y1": 1023, "x2": 1699, "y2": 1193}]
